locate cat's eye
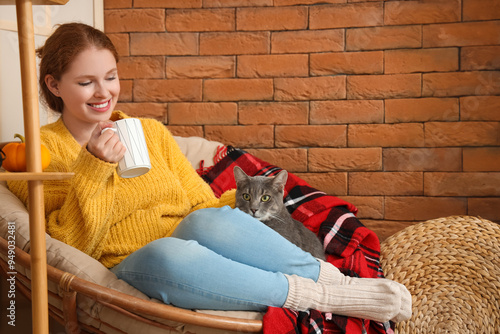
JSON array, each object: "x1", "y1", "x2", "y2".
[
  {"x1": 242, "y1": 193, "x2": 251, "y2": 201},
  {"x1": 261, "y1": 195, "x2": 271, "y2": 202}
]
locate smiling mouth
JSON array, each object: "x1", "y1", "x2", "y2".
[{"x1": 88, "y1": 100, "x2": 110, "y2": 109}]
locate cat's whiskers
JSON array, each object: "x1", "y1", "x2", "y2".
[{"x1": 267, "y1": 214, "x2": 288, "y2": 224}]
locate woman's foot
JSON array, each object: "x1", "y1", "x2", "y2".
[{"x1": 283, "y1": 259, "x2": 412, "y2": 323}]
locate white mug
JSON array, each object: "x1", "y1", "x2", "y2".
[{"x1": 102, "y1": 118, "x2": 151, "y2": 178}]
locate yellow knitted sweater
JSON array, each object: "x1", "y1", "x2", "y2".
[{"x1": 8, "y1": 111, "x2": 235, "y2": 268}]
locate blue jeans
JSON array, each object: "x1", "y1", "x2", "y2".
[{"x1": 111, "y1": 206, "x2": 321, "y2": 311}]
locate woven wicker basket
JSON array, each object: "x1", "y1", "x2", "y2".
[{"x1": 380, "y1": 216, "x2": 500, "y2": 334}]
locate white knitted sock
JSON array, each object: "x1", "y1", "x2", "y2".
[
  {"x1": 283, "y1": 274, "x2": 412, "y2": 323},
  {"x1": 316, "y1": 258, "x2": 354, "y2": 285},
  {"x1": 315, "y1": 258, "x2": 412, "y2": 322}
]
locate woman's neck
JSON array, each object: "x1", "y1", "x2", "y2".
[{"x1": 61, "y1": 114, "x2": 96, "y2": 146}]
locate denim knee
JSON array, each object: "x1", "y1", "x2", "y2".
[{"x1": 173, "y1": 206, "x2": 237, "y2": 242}]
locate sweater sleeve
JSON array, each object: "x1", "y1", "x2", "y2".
[
  {"x1": 8, "y1": 136, "x2": 119, "y2": 260},
  {"x1": 47, "y1": 148, "x2": 119, "y2": 259}
]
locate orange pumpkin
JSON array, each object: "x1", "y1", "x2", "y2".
[{"x1": 1, "y1": 134, "x2": 51, "y2": 172}]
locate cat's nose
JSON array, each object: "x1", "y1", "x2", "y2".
[{"x1": 250, "y1": 209, "x2": 257, "y2": 215}]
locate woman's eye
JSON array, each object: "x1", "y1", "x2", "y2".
[
  {"x1": 78, "y1": 81, "x2": 91, "y2": 87},
  {"x1": 106, "y1": 76, "x2": 117, "y2": 81},
  {"x1": 243, "y1": 193, "x2": 251, "y2": 201},
  {"x1": 261, "y1": 195, "x2": 270, "y2": 202}
]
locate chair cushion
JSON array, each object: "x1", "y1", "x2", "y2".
[{"x1": 173, "y1": 136, "x2": 223, "y2": 170}]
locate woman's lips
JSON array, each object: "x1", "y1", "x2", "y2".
[{"x1": 88, "y1": 100, "x2": 111, "y2": 112}]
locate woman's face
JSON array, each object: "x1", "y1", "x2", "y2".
[{"x1": 49, "y1": 47, "x2": 120, "y2": 133}]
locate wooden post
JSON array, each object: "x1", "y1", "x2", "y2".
[{"x1": 15, "y1": 0, "x2": 49, "y2": 333}]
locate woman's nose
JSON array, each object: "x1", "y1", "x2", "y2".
[{"x1": 94, "y1": 82, "x2": 109, "y2": 98}]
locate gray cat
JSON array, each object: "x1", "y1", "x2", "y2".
[{"x1": 234, "y1": 166, "x2": 326, "y2": 260}]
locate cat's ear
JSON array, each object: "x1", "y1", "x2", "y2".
[
  {"x1": 272, "y1": 170, "x2": 288, "y2": 190},
  {"x1": 233, "y1": 166, "x2": 248, "y2": 184}
]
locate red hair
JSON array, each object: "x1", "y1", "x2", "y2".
[{"x1": 36, "y1": 23, "x2": 119, "y2": 113}]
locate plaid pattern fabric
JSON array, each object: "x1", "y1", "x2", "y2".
[{"x1": 200, "y1": 147, "x2": 393, "y2": 334}]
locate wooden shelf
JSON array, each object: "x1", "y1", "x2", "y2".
[{"x1": 0, "y1": 172, "x2": 74, "y2": 181}]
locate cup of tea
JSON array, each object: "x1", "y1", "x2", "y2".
[{"x1": 102, "y1": 118, "x2": 151, "y2": 178}]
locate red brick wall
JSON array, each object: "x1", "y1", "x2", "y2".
[{"x1": 104, "y1": 0, "x2": 500, "y2": 232}]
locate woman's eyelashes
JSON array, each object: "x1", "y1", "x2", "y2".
[{"x1": 78, "y1": 76, "x2": 116, "y2": 87}]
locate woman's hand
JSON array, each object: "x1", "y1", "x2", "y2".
[{"x1": 86, "y1": 122, "x2": 126, "y2": 163}]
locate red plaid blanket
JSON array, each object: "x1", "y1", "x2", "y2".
[{"x1": 200, "y1": 147, "x2": 393, "y2": 334}]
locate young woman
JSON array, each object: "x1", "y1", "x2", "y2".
[{"x1": 8, "y1": 23, "x2": 411, "y2": 323}]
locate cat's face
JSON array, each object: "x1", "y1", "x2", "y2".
[{"x1": 234, "y1": 166, "x2": 287, "y2": 222}]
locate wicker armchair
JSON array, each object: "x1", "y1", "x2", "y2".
[{"x1": 0, "y1": 136, "x2": 263, "y2": 334}]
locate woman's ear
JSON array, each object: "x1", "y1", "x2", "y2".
[{"x1": 45, "y1": 74, "x2": 60, "y2": 96}]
